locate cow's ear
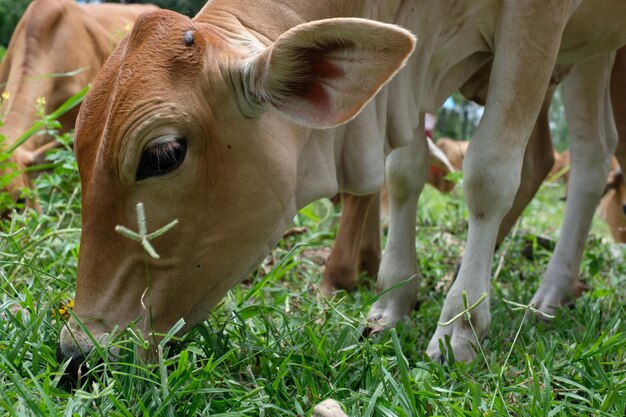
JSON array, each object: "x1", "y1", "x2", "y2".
[{"x1": 242, "y1": 18, "x2": 416, "y2": 128}]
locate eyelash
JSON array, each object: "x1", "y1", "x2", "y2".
[{"x1": 136, "y1": 138, "x2": 187, "y2": 181}]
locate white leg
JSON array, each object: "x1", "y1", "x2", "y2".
[
  {"x1": 532, "y1": 53, "x2": 617, "y2": 316},
  {"x1": 427, "y1": 1, "x2": 575, "y2": 362},
  {"x1": 366, "y1": 126, "x2": 428, "y2": 330}
]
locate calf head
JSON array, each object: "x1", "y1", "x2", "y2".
[{"x1": 58, "y1": 10, "x2": 415, "y2": 364}]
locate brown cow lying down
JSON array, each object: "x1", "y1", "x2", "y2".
[
  {"x1": 58, "y1": 1, "x2": 626, "y2": 371},
  {"x1": 0, "y1": 0, "x2": 157, "y2": 210}
]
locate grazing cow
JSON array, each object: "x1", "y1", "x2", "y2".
[
  {"x1": 58, "y1": 0, "x2": 626, "y2": 368},
  {"x1": 0, "y1": 0, "x2": 157, "y2": 210}
]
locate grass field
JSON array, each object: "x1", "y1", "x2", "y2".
[{"x1": 0, "y1": 123, "x2": 625, "y2": 416}]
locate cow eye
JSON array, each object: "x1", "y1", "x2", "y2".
[{"x1": 136, "y1": 137, "x2": 187, "y2": 181}]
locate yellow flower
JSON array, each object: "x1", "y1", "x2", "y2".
[
  {"x1": 36, "y1": 96, "x2": 46, "y2": 106},
  {"x1": 55, "y1": 299, "x2": 75, "y2": 319},
  {"x1": 1, "y1": 92, "x2": 9, "y2": 101}
]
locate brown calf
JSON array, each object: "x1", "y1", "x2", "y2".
[{"x1": 0, "y1": 0, "x2": 156, "y2": 210}]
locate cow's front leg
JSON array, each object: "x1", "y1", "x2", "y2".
[
  {"x1": 495, "y1": 84, "x2": 558, "y2": 246},
  {"x1": 366, "y1": 129, "x2": 428, "y2": 331},
  {"x1": 426, "y1": 131, "x2": 525, "y2": 362},
  {"x1": 427, "y1": 1, "x2": 575, "y2": 362},
  {"x1": 532, "y1": 53, "x2": 617, "y2": 317}
]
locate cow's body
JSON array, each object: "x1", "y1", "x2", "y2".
[
  {"x1": 59, "y1": 0, "x2": 626, "y2": 366},
  {"x1": 0, "y1": 0, "x2": 156, "y2": 208}
]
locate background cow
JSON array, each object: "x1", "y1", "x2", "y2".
[{"x1": 0, "y1": 0, "x2": 156, "y2": 211}]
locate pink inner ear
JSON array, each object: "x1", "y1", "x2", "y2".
[
  {"x1": 313, "y1": 59, "x2": 344, "y2": 79},
  {"x1": 300, "y1": 59, "x2": 344, "y2": 110},
  {"x1": 301, "y1": 81, "x2": 330, "y2": 109},
  {"x1": 286, "y1": 57, "x2": 345, "y2": 116}
]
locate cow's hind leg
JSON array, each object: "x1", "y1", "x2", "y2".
[
  {"x1": 322, "y1": 193, "x2": 380, "y2": 295},
  {"x1": 359, "y1": 192, "x2": 382, "y2": 278},
  {"x1": 366, "y1": 129, "x2": 428, "y2": 331},
  {"x1": 427, "y1": 1, "x2": 575, "y2": 362},
  {"x1": 532, "y1": 53, "x2": 617, "y2": 317}
]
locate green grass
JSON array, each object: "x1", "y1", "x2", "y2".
[{"x1": 0, "y1": 125, "x2": 625, "y2": 416}]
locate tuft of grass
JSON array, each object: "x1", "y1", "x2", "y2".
[{"x1": 0, "y1": 110, "x2": 625, "y2": 415}]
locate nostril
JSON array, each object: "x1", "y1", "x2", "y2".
[{"x1": 57, "y1": 344, "x2": 88, "y2": 390}]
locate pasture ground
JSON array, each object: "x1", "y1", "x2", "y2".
[{"x1": 0, "y1": 127, "x2": 625, "y2": 416}]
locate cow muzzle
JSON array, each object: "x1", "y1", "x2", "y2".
[
  {"x1": 56, "y1": 344, "x2": 87, "y2": 388},
  {"x1": 57, "y1": 319, "x2": 110, "y2": 384}
]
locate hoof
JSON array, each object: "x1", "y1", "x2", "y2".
[
  {"x1": 362, "y1": 323, "x2": 387, "y2": 338},
  {"x1": 426, "y1": 326, "x2": 479, "y2": 364},
  {"x1": 365, "y1": 301, "x2": 410, "y2": 336},
  {"x1": 426, "y1": 289, "x2": 490, "y2": 363},
  {"x1": 321, "y1": 252, "x2": 361, "y2": 296},
  {"x1": 531, "y1": 279, "x2": 589, "y2": 320},
  {"x1": 320, "y1": 270, "x2": 358, "y2": 296}
]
